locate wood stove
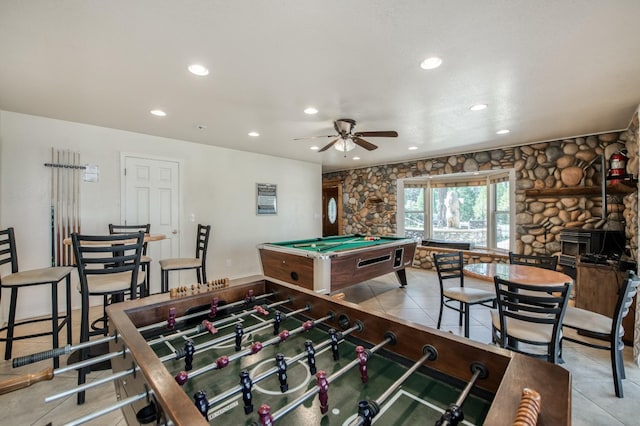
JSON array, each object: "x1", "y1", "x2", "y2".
[{"x1": 559, "y1": 229, "x2": 626, "y2": 278}]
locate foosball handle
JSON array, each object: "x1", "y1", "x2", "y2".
[
  {"x1": 0, "y1": 367, "x2": 54, "y2": 395},
  {"x1": 513, "y1": 388, "x2": 541, "y2": 426},
  {"x1": 12, "y1": 345, "x2": 70, "y2": 367}
]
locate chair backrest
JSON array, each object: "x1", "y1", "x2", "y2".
[
  {"x1": 71, "y1": 232, "x2": 145, "y2": 298},
  {"x1": 493, "y1": 277, "x2": 572, "y2": 350},
  {"x1": 509, "y1": 252, "x2": 558, "y2": 271},
  {"x1": 613, "y1": 271, "x2": 640, "y2": 340},
  {"x1": 109, "y1": 224, "x2": 151, "y2": 255},
  {"x1": 0, "y1": 228, "x2": 19, "y2": 276},
  {"x1": 433, "y1": 251, "x2": 464, "y2": 289},
  {"x1": 195, "y1": 224, "x2": 211, "y2": 264}
]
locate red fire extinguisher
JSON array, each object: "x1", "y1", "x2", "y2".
[{"x1": 608, "y1": 150, "x2": 628, "y2": 184}]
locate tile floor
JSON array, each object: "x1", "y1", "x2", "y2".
[{"x1": 0, "y1": 268, "x2": 638, "y2": 425}]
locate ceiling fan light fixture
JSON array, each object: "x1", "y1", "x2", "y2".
[
  {"x1": 310, "y1": 146, "x2": 320, "y2": 150},
  {"x1": 150, "y1": 109, "x2": 166, "y2": 117},
  {"x1": 352, "y1": 156, "x2": 360, "y2": 160},
  {"x1": 335, "y1": 138, "x2": 356, "y2": 152},
  {"x1": 304, "y1": 107, "x2": 318, "y2": 115},
  {"x1": 420, "y1": 57, "x2": 442, "y2": 70},
  {"x1": 496, "y1": 129, "x2": 510, "y2": 135}
]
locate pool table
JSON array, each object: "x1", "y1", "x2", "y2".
[{"x1": 257, "y1": 234, "x2": 417, "y2": 293}]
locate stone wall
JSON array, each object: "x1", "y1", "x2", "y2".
[
  {"x1": 323, "y1": 132, "x2": 630, "y2": 263},
  {"x1": 413, "y1": 246, "x2": 508, "y2": 270}
]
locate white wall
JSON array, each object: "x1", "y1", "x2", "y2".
[{"x1": 0, "y1": 110, "x2": 322, "y2": 321}]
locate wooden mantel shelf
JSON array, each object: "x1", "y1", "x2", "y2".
[{"x1": 525, "y1": 181, "x2": 637, "y2": 197}]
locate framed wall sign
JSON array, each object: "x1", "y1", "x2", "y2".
[{"x1": 256, "y1": 183, "x2": 277, "y2": 215}]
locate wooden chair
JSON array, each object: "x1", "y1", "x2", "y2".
[
  {"x1": 433, "y1": 252, "x2": 496, "y2": 338},
  {"x1": 71, "y1": 231, "x2": 145, "y2": 404},
  {"x1": 509, "y1": 252, "x2": 558, "y2": 271},
  {"x1": 109, "y1": 224, "x2": 151, "y2": 296},
  {"x1": 0, "y1": 227, "x2": 73, "y2": 368},
  {"x1": 492, "y1": 277, "x2": 572, "y2": 364},
  {"x1": 562, "y1": 270, "x2": 640, "y2": 397},
  {"x1": 159, "y1": 224, "x2": 211, "y2": 293}
]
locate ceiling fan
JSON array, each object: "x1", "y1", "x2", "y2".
[{"x1": 296, "y1": 118, "x2": 398, "y2": 153}]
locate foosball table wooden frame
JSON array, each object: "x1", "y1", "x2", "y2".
[{"x1": 108, "y1": 275, "x2": 571, "y2": 425}]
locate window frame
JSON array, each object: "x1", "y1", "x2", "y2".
[{"x1": 398, "y1": 170, "x2": 515, "y2": 250}]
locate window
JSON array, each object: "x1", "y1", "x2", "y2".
[{"x1": 401, "y1": 171, "x2": 513, "y2": 250}]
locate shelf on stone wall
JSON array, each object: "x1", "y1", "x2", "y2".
[{"x1": 524, "y1": 180, "x2": 637, "y2": 197}]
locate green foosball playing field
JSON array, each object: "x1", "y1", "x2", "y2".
[{"x1": 146, "y1": 297, "x2": 491, "y2": 425}]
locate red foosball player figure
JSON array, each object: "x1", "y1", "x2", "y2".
[
  {"x1": 356, "y1": 345, "x2": 369, "y2": 383},
  {"x1": 167, "y1": 307, "x2": 176, "y2": 330},
  {"x1": 316, "y1": 370, "x2": 329, "y2": 414},
  {"x1": 258, "y1": 404, "x2": 273, "y2": 426},
  {"x1": 209, "y1": 297, "x2": 219, "y2": 318}
]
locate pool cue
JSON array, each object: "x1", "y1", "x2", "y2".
[
  {"x1": 50, "y1": 147, "x2": 55, "y2": 266},
  {"x1": 348, "y1": 345, "x2": 438, "y2": 426},
  {"x1": 206, "y1": 322, "x2": 362, "y2": 410},
  {"x1": 267, "y1": 332, "x2": 396, "y2": 423},
  {"x1": 292, "y1": 237, "x2": 363, "y2": 248},
  {"x1": 56, "y1": 149, "x2": 61, "y2": 266},
  {"x1": 12, "y1": 292, "x2": 280, "y2": 367}
]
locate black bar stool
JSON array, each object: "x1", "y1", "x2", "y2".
[{"x1": 0, "y1": 227, "x2": 73, "y2": 369}]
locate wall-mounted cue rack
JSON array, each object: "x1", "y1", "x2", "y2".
[{"x1": 44, "y1": 148, "x2": 85, "y2": 266}]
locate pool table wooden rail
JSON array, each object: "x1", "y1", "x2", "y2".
[{"x1": 108, "y1": 275, "x2": 570, "y2": 426}]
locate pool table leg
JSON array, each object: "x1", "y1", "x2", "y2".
[{"x1": 395, "y1": 269, "x2": 408, "y2": 287}]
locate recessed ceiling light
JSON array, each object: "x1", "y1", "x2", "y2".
[
  {"x1": 304, "y1": 107, "x2": 318, "y2": 115},
  {"x1": 470, "y1": 104, "x2": 487, "y2": 111},
  {"x1": 248, "y1": 131, "x2": 260, "y2": 137},
  {"x1": 188, "y1": 64, "x2": 209, "y2": 76},
  {"x1": 496, "y1": 129, "x2": 510, "y2": 135},
  {"x1": 420, "y1": 57, "x2": 442, "y2": 70},
  {"x1": 310, "y1": 146, "x2": 320, "y2": 151},
  {"x1": 150, "y1": 109, "x2": 166, "y2": 117},
  {"x1": 352, "y1": 156, "x2": 360, "y2": 160},
  {"x1": 408, "y1": 146, "x2": 418, "y2": 151}
]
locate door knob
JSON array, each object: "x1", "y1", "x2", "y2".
[{"x1": 172, "y1": 230, "x2": 178, "y2": 234}]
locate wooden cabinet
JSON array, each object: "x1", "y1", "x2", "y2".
[{"x1": 575, "y1": 262, "x2": 636, "y2": 345}]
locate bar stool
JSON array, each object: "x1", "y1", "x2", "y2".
[
  {"x1": 0, "y1": 227, "x2": 73, "y2": 369},
  {"x1": 71, "y1": 231, "x2": 145, "y2": 404},
  {"x1": 159, "y1": 224, "x2": 211, "y2": 293},
  {"x1": 109, "y1": 224, "x2": 151, "y2": 296}
]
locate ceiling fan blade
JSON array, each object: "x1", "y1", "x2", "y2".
[
  {"x1": 293, "y1": 134, "x2": 337, "y2": 141},
  {"x1": 353, "y1": 137, "x2": 378, "y2": 151},
  {"x1": 354, "y1": 131, "x2": 398, "y2": 138},
  {"x1": 318, "y1": 138, "x2": 339, "y2": 152}
]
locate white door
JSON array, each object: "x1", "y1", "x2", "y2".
[{"x1": 122, "y1": 155, "x2": 180, "y2": 294}]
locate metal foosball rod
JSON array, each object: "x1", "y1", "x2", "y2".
[
  {"x1": 63, "y1": 389, "x2": 153, "y2": 426},
  {"x1": 435, "y1": 362, "x2": 488, "y2": 426},
  {"x1": 177, "y1": 313, "x2": 334, "y2": 385},
  {"x1": 159, "y1": 305, "x2": 311, "y2": 363},
  {"x1": 258, "y1": 332, "x2": 397, "y2": 425},
  {"x1": 0, "y1": 346, "x2": 129, "y2": 396},
  {"x1": 206, "y1": 322, "x2": 363, "y2": 410},
  {"x1": 42, "y1": 306, "x2": 311, "y2": 401},
  {"x1": 145, "y1": 299, "x2": 290, "y2": 346},
  {"x1": 11, "y1": 291, "x2": 281, "y2": 368},
  {"x1": 348, "y1": 344, "x2": 439, "y2": 426}
]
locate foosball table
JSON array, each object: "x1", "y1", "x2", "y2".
[{"x1": 8, "y1": 275, "x2": 571, "y2": 425}]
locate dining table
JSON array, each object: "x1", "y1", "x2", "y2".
[
  {"x1": 62, "y1": 233, "x2": 166, "y2": 246},
  {"x1": 463, "y1": 262, "x2": 573, "y2": 285}
]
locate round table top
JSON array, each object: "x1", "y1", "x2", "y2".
[{"x1": 463, "y1": 262, "x2": 573, "y2": 285}]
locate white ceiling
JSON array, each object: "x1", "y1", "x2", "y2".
[{"x1": 1, "y1": 1, "x2": 640, "y2": 173}]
